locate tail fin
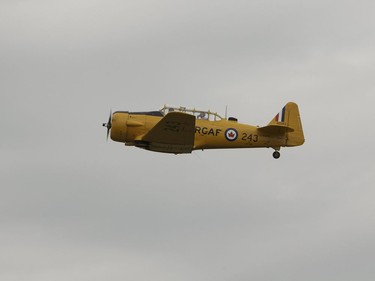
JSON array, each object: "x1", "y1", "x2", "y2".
[{"x1": 259, "y1": 102, "x2": 305, "y2": 147}]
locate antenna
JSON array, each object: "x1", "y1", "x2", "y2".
[{"x1": 225, "y1": 105, "x2": 228, "y2": 120}]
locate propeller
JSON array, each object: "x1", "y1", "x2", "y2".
[{"x1": 102, "y1": 110, "x2": 112, "y2": 141}]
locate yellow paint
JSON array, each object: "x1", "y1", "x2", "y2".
[{"x1": 105, "y1": 102, "x2": 304, "y2": 158}]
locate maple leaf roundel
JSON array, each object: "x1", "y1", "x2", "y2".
[{"x1": 225, "y1": 128, "x2": 238, "y2": 141}]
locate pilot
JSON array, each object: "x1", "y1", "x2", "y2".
[{"x1": 198, "y1": 112, "x2": 207, "y2": 119}]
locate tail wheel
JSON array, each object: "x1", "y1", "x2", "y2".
[{"x1": 273, "y1": 151, "x2": 281, "y2": 159}]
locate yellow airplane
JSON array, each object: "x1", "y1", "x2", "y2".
[{"x1": 103, "y1": 102, "x2": 304, "y2": 159}]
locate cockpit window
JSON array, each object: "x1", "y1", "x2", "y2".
[{"x1": 160, "y1": 105, "x2": 223, "y2": 121}]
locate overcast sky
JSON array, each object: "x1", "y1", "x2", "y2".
[{"x1": 1, "y1": 0, "x2": 375, "y2": 280}]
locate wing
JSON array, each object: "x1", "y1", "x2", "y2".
[{"x1": 142, "y1": 112, "x2": 196, "y2": 154}]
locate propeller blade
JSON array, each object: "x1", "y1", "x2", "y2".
[{"x1": 103, "y1": 110, "x2": 112, "y2": 141}]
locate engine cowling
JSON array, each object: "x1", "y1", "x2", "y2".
[{"x1": 110, "y1": 112, "x2": 129, "y2": 143}]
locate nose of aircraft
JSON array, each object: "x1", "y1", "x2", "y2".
[{"x1": 103, "y1": 111, "x2": 128, "y2": 143}]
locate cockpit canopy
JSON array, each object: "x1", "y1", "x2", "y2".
[{"x1": 160, "y1": 105, "x2": 224, "y2": 121}]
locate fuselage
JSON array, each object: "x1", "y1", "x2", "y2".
[{"x1": 110, "y1": 111, "x2": 286, "y2": 151}]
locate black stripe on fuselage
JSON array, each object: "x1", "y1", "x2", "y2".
[
  {"x1": 129, "y1": 111, "x2": 164, "y2": 117},
  {"x1": 113, "y1": 111, "x2": 164, "y2": 117}
]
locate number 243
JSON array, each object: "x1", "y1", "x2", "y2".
[{"x1": 242, "y1": 133, "x2": 258, "y2": 142}]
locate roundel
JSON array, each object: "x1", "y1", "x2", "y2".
[{"x1": 225, "y1": 128, "x2": 238, "y2": 141}]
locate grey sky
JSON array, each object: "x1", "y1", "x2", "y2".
[{"x1": 1, "y1": 0, "x2": 375, "y2": 280}]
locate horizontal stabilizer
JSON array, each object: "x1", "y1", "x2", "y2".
[{"x1": 258, "y1": 125, "x2": 294, "y2": 135}]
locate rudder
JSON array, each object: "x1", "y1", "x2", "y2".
[{"x1": 268, "y1": 102, "x2": 304, "y2": 146}]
